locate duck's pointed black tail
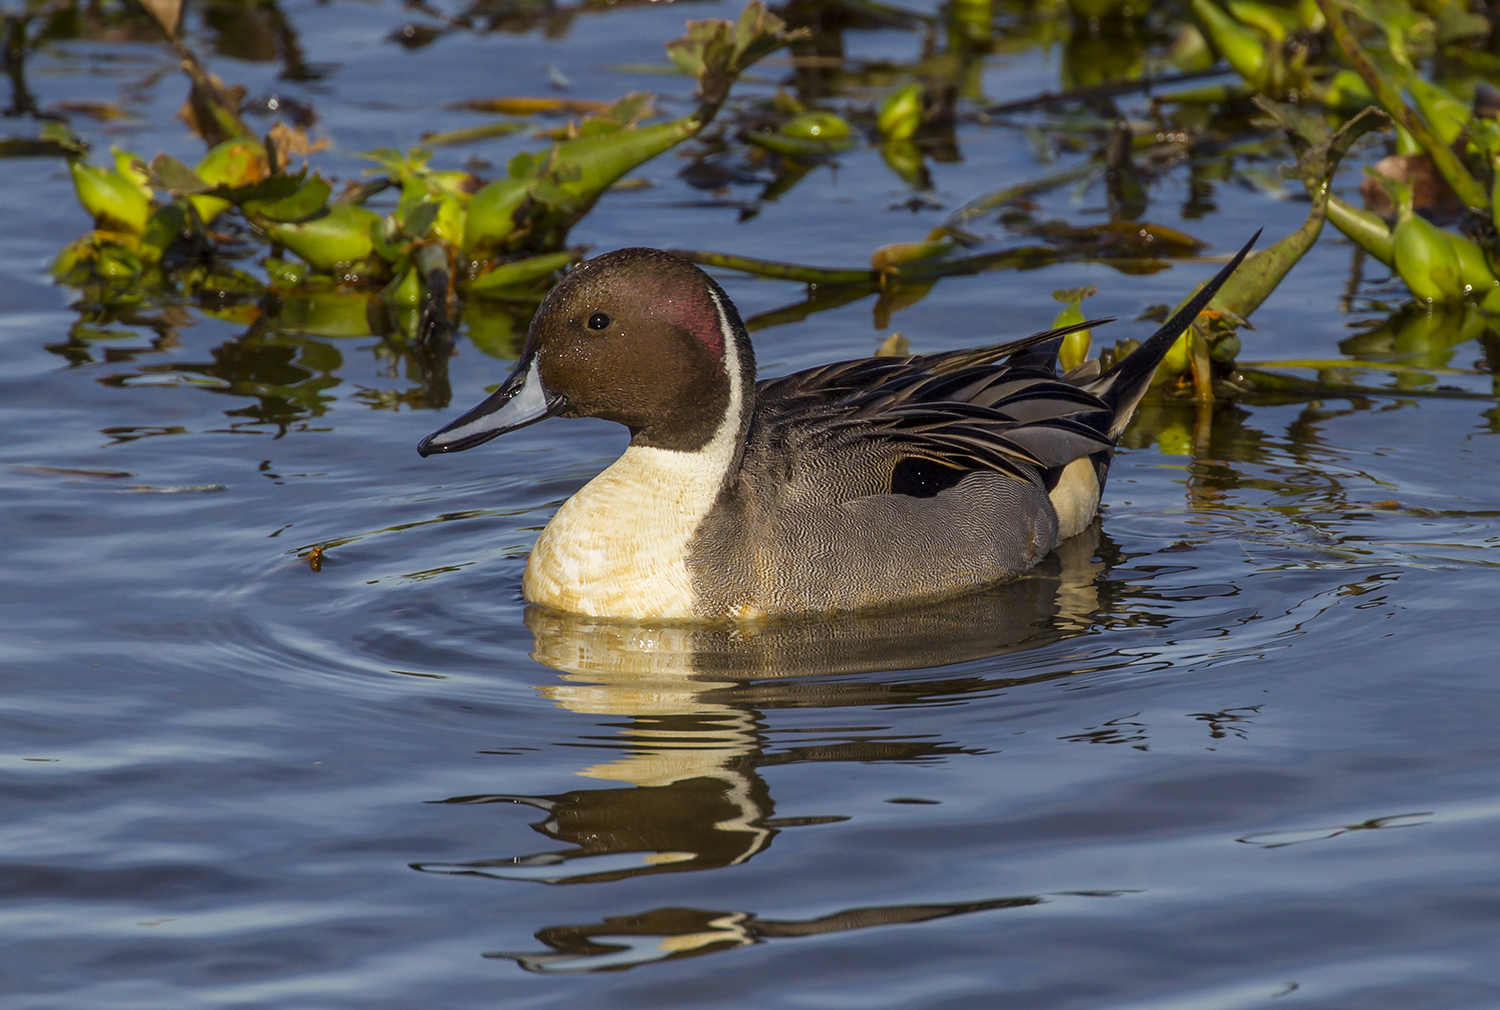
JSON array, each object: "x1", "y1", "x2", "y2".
[{"x1": 1088, "y1": 231, "x2": 1260, "y2": 438}]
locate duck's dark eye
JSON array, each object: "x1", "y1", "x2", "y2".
[{"x1": 587, "y1": 312, "x2": 611, "y2": 331}]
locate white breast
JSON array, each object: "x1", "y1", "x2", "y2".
[
  {"x1": 521, "y1": 288, "x2": 746, "y2": 619},
  {"x1": 523, "y1": 445, "x2": 727, "y2": 617}
]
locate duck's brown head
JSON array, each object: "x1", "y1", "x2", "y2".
[{"x1": 418, "y1": 248, "x2": 755, "y2": 457}]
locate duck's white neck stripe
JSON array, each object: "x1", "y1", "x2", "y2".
[{"x1": 700, "y1": 286, "x2": 746, "y2": 470}]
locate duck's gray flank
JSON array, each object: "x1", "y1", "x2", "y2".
[{"x1": 418, "y1": 236, "x2": 1258, "y2": 619}]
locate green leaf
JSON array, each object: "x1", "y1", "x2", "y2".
[
  {"x1": 380, "y1": 262, "x2": 423, "y2": 307},
  {"x1": 744, "y1": 129, "x2": 855, "y2": 159},
  {"x1": 402, "y1": 200, "x2": 440, "y2": 239},
  {"x1": 265, "y1": 257, "x2": 309, "y2": 286},
  {"x1": 360, "y1": 147, "x2": 406, "y2": 173},
  {"x1": 468, "y1": 250, "x2": 580, "y2": 294},
  {"x1": 371, "y1": 215, "x2": 409, "y2": 261},
  {"x1": 244, "y1": 175, "x2": 333, "y2": 223},
  {"x1": 69, "y1": 161, "x2": 151, "y2": 234},
  {"x1": 527, "y1": 179, "x2": 570, "y2": 209},
  {"x1": 601, "y1": 93, "x2": 655, "y2": 126},
  {"x1": 664, "y1": 1, "x2": 804, "y2": 108},
  {"x1": 578, "y1": 119, "x2": 624, "y2": 138},
  {"x1": 1190, "y1": 0, "x2": 1267, "y2": 86},
  {"x1": 38, "y1": 122, "x2": 89, "y2": 156},
  {"x1": 878, "y1": 84, "x2": 923, "y2": 141},
  {"x1": 260, "y1": 203, "x2": 383, "y2": 271},
  {"x1": 147, "y1": 154, "x2": 212, "y2": 195},
  {"x1": 544, "y1": 118, "x2": 702, "y2": 204},
  {"x1": 357, "y1": 146, "x2": 433, "y2": 182},
  {"x1": 219, "y1": 171, "x2": 308, "y2": 206},
  {"x1": 507, "y1": 151, "x2": 539, "y2": 179},
  {"x1": 140, "y1": 202, "x2": 188, "y2": 258},
  {"x1": 462, "y1": 178, "x2": 530, "y2": 257}
]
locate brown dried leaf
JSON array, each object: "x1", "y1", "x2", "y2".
[
  {"x1": 52, "y1": 100, "x2": 133, "y2": 122},
  {"x1": 137, "y1": 0, "x2": 184, "y2": 37},
  {"x1": 268, "y1": 121, "x2": 330, "y2": 169},
  {"x1": 1359, "y1": 153, "x2": 1461, "y2": 218},
  {"x1": 452, "y1": 97, "x2": 612, "y2": 116},
  {"x1": 176, "y1": 75, "x2": 247, "y2": 145}
]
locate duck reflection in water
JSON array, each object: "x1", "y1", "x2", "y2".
[
  {"x1": 491, "y1": 896, "x2": 1047, "y2": 974},
  {"x1": 414, "y1": 530, "x2": 1114, "y2": 971}
]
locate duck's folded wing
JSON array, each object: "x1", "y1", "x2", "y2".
[
  {"x1": 753, "y1": 320, "x2": 1106, "y2": 421},
  {"x1": 749, "y1": 349, "x2": 1117, "y2": 500}
]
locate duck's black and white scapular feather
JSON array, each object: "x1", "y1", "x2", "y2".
[{"x1": 752, "y1": 323, "x2": 1117, "y2": 493}]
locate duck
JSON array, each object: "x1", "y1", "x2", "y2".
[{"x1": 418, "y1": 235, "x2": 1256, "y2": 620}]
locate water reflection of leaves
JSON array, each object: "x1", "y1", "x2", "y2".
[
  {"x1": 1121, "y1": 395, "x2": 1500, "y2": 574},
  {"x1": 99, "y1": 425, "x2": 189, "y2": 445},
  {"x1": 1237, "y1": 812, "x2": 1433, "y2": 849},
  {"x1": 67, "y1": 287, "x2": 487, "y2": 429},
  {"x1": 47, "y1": 323, "x2": 174, "y2": 369},
  {"x1": 1059, "y1": 713, "x2": 1149, "y2": 749},
  {"x1": 1190, "y1": 705, "x2": 1261, "y2": 743},
  {"x1": 101, "y1": 330, "x2": 344, "y2": 432},
  {"x1": 200, "y1": 0, "x2": 331, "y2": 82},
  {"x1": 389, "y1": 0, "x2": 719, "y2": 49}
]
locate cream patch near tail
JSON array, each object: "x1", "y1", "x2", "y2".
[{"x1": 1048, "y1": 456, "x2": 1101, "y2": 541}]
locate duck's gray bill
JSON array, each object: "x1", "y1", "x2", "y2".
[{"x1": 417, "y1": 354, "x2": 566, "y2": 456}]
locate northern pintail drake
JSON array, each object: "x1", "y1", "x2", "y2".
[{"x1": 419, "y1": 236, "x2": 1256, "y2": 620}]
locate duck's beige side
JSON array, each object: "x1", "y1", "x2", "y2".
[{"x1": 1048, "y1": 456, "x2": 1101, "y2": 541}]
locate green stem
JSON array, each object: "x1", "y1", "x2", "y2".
[
  {"x1": 1238, "y1": 366, "x2": 1496, "y2": 399},
  {"x1": 1326, "y1": 195, "x2": 1394, "y2": 267},
  {"x1": 943, "y1": 161, "x2": 1101, "y2": 230},
  {"x1": 1205, "y1": 193, "x2": 1327, "y2": 322},
  {"x1": 743, "y1": 284, "x2": 879, "y2": 332},
  {"x1": 1316, "y1": 0, "x2": 1487, "y2": 212},
  {"x1": 669, "y1": 250, "x2": 876, "y2": 284},
  {"x1": 1240, "y1": 358, "x2": 1479, "y2": 374}
]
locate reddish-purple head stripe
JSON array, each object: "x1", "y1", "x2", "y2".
[{"x1": 677, "y1": 284, "x2": 725, "y2": 356}]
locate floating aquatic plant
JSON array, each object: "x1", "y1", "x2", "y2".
[
  {"x1": 28, "y1": 0, "x2": 1500, "y2": 418},
  {"x1": 51, "y1": 2, "x2": 805, "y2": 323}
]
